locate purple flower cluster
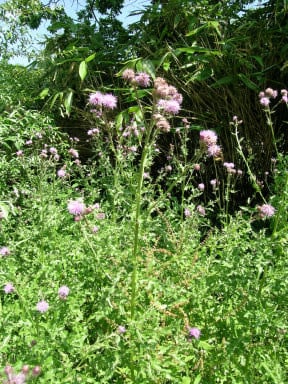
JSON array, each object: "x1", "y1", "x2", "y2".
[
  {"x1": 257, "y1": 203, "x2": 275, "y2": 218},
  {"x1": 3, "y1": 364, "x2": 41, "y2": 383},
  {"x1": 188, "y1": 326, "x2": 201, "y2": 340},
  {"x1": 89, "y1": 91, "x2": 117, "y2": 110},
  {"x1": 58, "y1": 285, "x2": 70, "y2": 300},
  {"x1": 122, "y1": 69, "x2": 151, "y2": 87},
  {"x1": 199, "y1": 130, "x2": 222, "y2": 159},
  {"x1": 259, "y1": 87, "x2": 288, "y2": 107},
  {"x1": 0, "y1": 246, "x2": 10, "y2": 257},
  {"x1": 154, "y1": 77, "x2": 183, "y2": 115}
]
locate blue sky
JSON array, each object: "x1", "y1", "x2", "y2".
[{"x1": 0, "y1": 0, "x2": 150, "y2": 65}]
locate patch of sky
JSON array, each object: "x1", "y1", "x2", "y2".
[{"x1": 0, "y1": 0, "x2": 150, "y2": 66}]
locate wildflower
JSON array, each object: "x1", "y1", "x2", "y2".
[
  {"x1": 198, "y1": 183, "x2": 205, "y2": 191},
  {"x1": 40, "y1": 149, "x2": 48, "y2": 158},
  {"x1": 16, "y1": 150, "x2": 23, "y2": 157},
  {"x1": 165, "y1": 165, "x2": 172, "y2": 172},
  {"x1": 58, "y1": 285, "x2": 70, "y2": 300},
  {"x1": 118, "y1": 325, "x2": 126, "y2": 334},
  {"x1": 57, "y1": 169, "x2": 66, "y2": 178},
  {"x1": 4, "y1": 283, "x2": 15, "y2": 294},
  {"x1": 184, "y1": 208, "x2": 191, "y2": 217},
  {"x1": 210, "y1": 179, "x2": 217, "y2": 187},
  {"x1": 135, "y1": 72, "x2": 150, "y2": 87},
  {"x1": 67, "y1": 200, "x2": 86, "y2": 216},
  {"x1": 188, "y1": 327, "x2": 201, "y2": 339},
  {"x1": 265, "y1": 88, "x2": 277, "y2": 98},
  {"x1": 194, "y1": 164, "x2": 201, "y2": 171},
  {"x1": 207, "y1": 144, "x2": 222, "y2": 158},
  {"x1": 199, "y1": 130, "x2": 218, "y2": 146},
  {"x1": 68, "y1": 148, "x2": 79, "y2": 158},
  {"x1": 282, "y1": 95, "x2": 288, "y2": 103},
  {"x1": 0, "y1": 246, "x2": 10, "y2": 256},
  {"x1": 49, "y1": 147, "x2": 57, "y2": 155},
  {"x1": 223, "y1": 162, "x2": 235, "y2": 169},
  {"x1": 89, "y1": 91, "x2": 104, "y2": 106},
  {"x1": 155, "y1": 116, "x2": 171, "y2": 132},
  {"x1": 32, "y1": 366, "x2": 41, "y2": 377},
  {"x1": 21, "y1": 365, "x2": 29, "y2": 375},
  {"x1": 260, "y1": 97, "x2": 270, "y2": 107},
  {"x1": 143, "y1": 172, "x2": 150, "y2": 179},
  {"x1": 157, "y1": 99, "x2": 181, "y2": 115},
  {"x1": 36, "y1": 300, "x2": 49, "y2": 313},
  {"x1": 96, "y1": 212, "x2": 105, "y2": 220},
  {"x1": 122, "y1": 68, "x2": 135, "y2": 82},
  {"x1": 197, "y1": 205, "x2": 206, "y2": 216},
  {"x1": 25, "y1": 139, "x2": 33, "y2": 145},
  {"x1": 257, "y1": 203, "x2": 275, "y2": 218},
  {"x1": 92, "y1": 225, "x2": 99, "y2": 233},
  {"x1": 102, "y1": 93, "x2": 117, "y2": 109}
]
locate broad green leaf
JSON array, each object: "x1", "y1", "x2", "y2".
[
  {"x1": 64, "y1": 90, "x2": 73, "y2": 116},
  {"x1": 39, "y1": 88, "x2": 49, "y2": 99},
  {"x1": 79, "y1": 61, "x2": 88, "y2": 81},
  {"x1": 85, "y1": 53, "x2": 96, "y2": 63},
  {"x1": 194, "y1": 375, "x2": 202, "y2": 384}
]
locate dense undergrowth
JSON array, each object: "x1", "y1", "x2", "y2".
[{"x1": 0, "y1": 72, "x2": 288, "y2": 383}]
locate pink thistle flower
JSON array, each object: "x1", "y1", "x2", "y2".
[
  {"x1": 194, "y1": 164, "x2": 201, "y2": 171},
  {"x1": 36, "y1": 300, "x2": 49, "y2": 313},
  {"x1": 135, "y1": 72, "x2": 150, "y2": 87},
  {"x1": 57, "y1": 169, "x2": 66, "y2": 178},
  {"x1": 197, "y1": 205, "x2": 206, "y2": 216},
  {"x1": 210, "y1": 179, "x2": 218, "y2": 187},
  {"x1": 58, "y1": 285, "x2": 70, "y2": 300},
  {"x1": 32, "y1": 366, "x2": 41, "y2": 377},
  {"x1": 96, "y1": 212, "x2": 105, "y2": 220},
  {"x1": 156, "y1": 117, "x2": 171, "y2": 132},
  {"x1": 118, "y1": 325, "x2": 126, "y2": 334},
  {"x1": 260, "y1": 97, "x2": 270, "y2": 107},
  {"x1": 67, "y1": 200, "x2": 86, "y2": 216},
  {"x1": 122, "y1": 68, "x2": 135, "y2": 82},
  {"x1": 102, "y1": 93, "x2": 117, "y2": 109},
  {"x1": 199, "y1": 130, "x2": 218, "y2": 145},
  {"x1": 172, "y1": 92, "x2": 183, "y2": 105},
  {"x1": 198, "y1": 183, "x2": 205, "y2": 191},
  {"x1": 0, "y1": 246, "x2": 10, "y2": 256},
  {"x1": 257, "y1": 203, "x2": 275, "y2": 218},
  {"x1": 89, "y1": 91, "x2": 104, "y2": 106},
  {"x1": 49, "y1": 147, "x2": 57, "y2": 155},
  {"x1": 184, "y1": 208, "x2": 191, "y2": 217},
  {"x1": 188, "y1": 327, "x2": 201, "y2": 339},
  {"x1": 223, "y1": 162, "x2": 235, "y2": 169},
  {"x1": 165, "y1": 165, "x2": 172, "y2": 172},
  {"x1": 68, "y1": 148, "x2": 79, "y2": 158},
  {"x1": 92, "y1": 225, "x2": 99, "y2": 233},
  {"x1": 207, "y1": 144, "x2": 221, "y2": 158},
  {"x1": 158, "y1": 99, "x2": 181, "y2": 114},
  {"x1": 282, "y1": 95, "x2": 288, "y2": 103},
  {"x1": 4, "y1": 282, "x2": 15, "y2": 294},
  {"x1": 16, "y1": 150, "x2": 23, "y2": 157},
  {"x1": 25, "y1": 139, "x2": 33, "y2": 145}
]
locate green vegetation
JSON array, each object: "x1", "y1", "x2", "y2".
[{"x1": 0, "y1": 1, "x2": 287, "y2": 383}]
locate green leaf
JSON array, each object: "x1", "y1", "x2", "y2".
[
  {"x1": 237, "y1": 73, "x2": 258, "y2": 91},
  {"x1": 85, "y1": 53, "x2": 96, "y2": 63},
  {"x1": 64, "y1": 90, "x2": 73, "y2": 116},
  {"x1": 79, "y1": 61, "x2": 88, "y2": 81},
  {"x1": 212, "y1": 76, "x2": 235, "y2": 88},
  {"x1": 193, "y1": 374, "x2": 202, "y2": 384},
  {"x1": 39, "y1": 88, "x2": 49, "y2": 99}
]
